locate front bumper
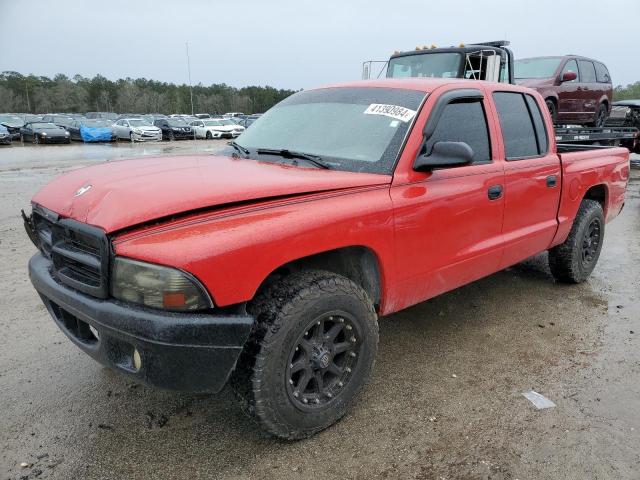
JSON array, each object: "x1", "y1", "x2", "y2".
[
  {"x1": 132, "y1": 132, "x2": 162, "y2": 142},
  {"x1": 29, "y1": 253, "x2": 253, "y2": 392},
  {"x1": 41, "y1": 135, "x2": 70, "y2": 144}
]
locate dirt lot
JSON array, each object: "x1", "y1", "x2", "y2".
[{"x1": 1, "y1": 142, "x2": 639, "y2": 480}]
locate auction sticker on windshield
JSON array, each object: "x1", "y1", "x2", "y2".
[{"x1": 364, "y1": 104, "x2": 417, "y2": 123}]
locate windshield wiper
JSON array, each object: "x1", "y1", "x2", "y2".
[
  {"x1": 256, "y1": 148, "x2": 331, "y2": 169},
  {"x1": 228, "y1": 141, "x2": 250, "y2": 157}
]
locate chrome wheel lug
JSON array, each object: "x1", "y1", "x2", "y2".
[
  {"x1": 339, "y1": 318, "x2": 344, "y2": 323},
  {"x1": 315, "y1": 398, "x2": 320, "y2": 404},
  {"x1": 346, "y1": 325, "x2": 352, "y2": 330},
  {"x1": 350, "y1": 336, "x2": 356, "y2": 343},
  {"x1": 293, "y1": 391, "x2": 299, "y2": 398},
  {"x1": 326, "y1": 392, "x2": 333, "y2": 398},
  {"x1": 345, "y1": 367, "x2": 352, "y2": 373},
  {"x1": 349, "y1": 352, "x2": 356, "y2": 357},
  {"x1": 303, "y1": 398, "x2": 308, "y2": 404},
  {"x1": 289, "y1": 379, "x2": 294, "y2": 385},
  {"x1": 338, "y1": 381, "x2": 343, "y2": 387}
]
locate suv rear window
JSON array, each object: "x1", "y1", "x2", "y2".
[
  {"x1": 594, "y1": 62, "x2": 611, "y2": 83},
  {"x1": 493, "y1": 92, "x2": 547, "y2": 160},
  {"x1": 578, "y1": 60, "x2": 597, "y2": 83}
]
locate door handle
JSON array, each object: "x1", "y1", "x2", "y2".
[
  {"x1": 487, "y1": 184, "x2": 503, "y2": 200},
  {"x1": 546, "y1": 175, "x2": 557, "y2": 187}
]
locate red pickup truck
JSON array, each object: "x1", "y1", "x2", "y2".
[{"x1": 25, "y1": 78, "x2": 629, "y2": 439}]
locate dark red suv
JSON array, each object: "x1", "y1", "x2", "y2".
[{"x1": 514, "y1": 55, "x2": 612, "y2": 126}]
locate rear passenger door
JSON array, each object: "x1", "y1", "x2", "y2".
[
  {"x1": 491, "y1": 91, "x2": 561, "y2": 268},
  {"x1": 577, "y1": 60, "x2": 598, "y2": 121}
]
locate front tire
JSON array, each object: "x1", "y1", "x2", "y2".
[
  {"x1": 548, "y1": 199, "x2": 604, "y2": 283},
  {"x1": 33, "y1": 134, "x2": 39, "y2": 145},
  {"x1": 231, "y1": 270, "x2": 378, "y2": 439},
  {"x1": 205, "y1": 131, "x2": 212, "y2": 140}
]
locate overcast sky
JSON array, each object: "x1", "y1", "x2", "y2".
[{"x1": 1, "y1": 0, "x2": 637, "y2": 89}]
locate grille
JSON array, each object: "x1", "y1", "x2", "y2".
[{"x1": 32, "y1": 206, "x2": 109, "y2": 298}]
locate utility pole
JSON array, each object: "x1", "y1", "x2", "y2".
[{"x1": 186, "y1": 42, "x2": 194, "y2": 116}]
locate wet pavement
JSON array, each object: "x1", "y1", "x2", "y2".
[{"x1": 0, "y1": 142, "x2": 639, "y2": 479}]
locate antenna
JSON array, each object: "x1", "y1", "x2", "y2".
[{"x1": 186, "y1": 42, "x2": 194, "y2": 116}]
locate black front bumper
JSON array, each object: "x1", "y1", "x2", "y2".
[{"x1": 29, "y1": 253, "x2": 253, "y2": 392}]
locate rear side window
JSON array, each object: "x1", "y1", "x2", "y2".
[
  {"x1": 427, "y1": 100, "x2": 491, "y2": 164},
  {"x1": 493, "y1": 92, "x2": 542, "y2": 159},
  {"x1": 594, "y1": 62, "x2": 611, "y2": 83},
  {"x1": 524, "y1": 95, "x2": 548, "y2": 154},
  {"x1": 578, "y1": 60, "x2": 597, "y2": 83}
]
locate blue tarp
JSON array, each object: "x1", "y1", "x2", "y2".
[{"x1": 80, "y1": 125, "x2": 112, "y2": 142}]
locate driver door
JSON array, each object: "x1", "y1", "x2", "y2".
[{"x1": 390, "y1": 88, "x2": 505, "y2": 306}]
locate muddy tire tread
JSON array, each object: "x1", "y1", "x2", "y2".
[
  {"x1": 230, "y1": 270, "x2": 378, "y2": 440},
  {"x1": 548, "y1": 199, "x2": 604, "y2": 283}
]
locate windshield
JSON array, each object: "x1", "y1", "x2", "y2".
[
  {"x1": 0, "y1": 115, "x2": 24, "y2": 125},
  {"x1": 203, "y1": 120, "x2": 222, "y2": 126},
  {"x1": 128, "y1": 119, "x2": 151, "y2": 126},
  {"x1": 31, "y1": 123, "x2": 59, "y2": 130},
  {"x1": 83, "y1": 119, "x2": 112, "y2": 127},
  {"x1": 167, "y1": 119, "x2": 188, "y2": 127},
  {"x1": 514, "y1": 58, "x2": 563, "y2": 79},
  {"x1": 231, "y1": 87, "x2": 426, "y2": 174},
  {"x1": 387, "y1": 52, "x2": 462, "y2": 78}
]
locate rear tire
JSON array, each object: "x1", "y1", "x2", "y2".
[
  {"x1": 593, "y1": 103, "x2": 608, "y2": 127},
  {"x1": 230, "y1": 270, "x2": 378, "y2": 440},
  {"x1": 546, "y1": 99, "x2": 558, "y2": 124},
  {"x1": 548, "y1": 199, "x2": 604, "y2": 283}
]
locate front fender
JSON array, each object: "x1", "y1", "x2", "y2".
[{"x1": 113, "y1": 187, "x2": 396, "y2": 309}]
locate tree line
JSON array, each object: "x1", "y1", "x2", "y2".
[
  {"x1": 614, "y1": 82, "x2": 640, "y2": 102},
  {"x1": 0, "y1": 71, "x2": 298, "y2": 115}
]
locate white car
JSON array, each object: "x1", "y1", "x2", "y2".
[
  {"x1": 189, "y1": 119, "x2": 245, "y2": 139},
  {"x1": 113, "y1": 118, "x2": 162, "y2": 142}
]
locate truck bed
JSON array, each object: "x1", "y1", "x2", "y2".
[{"x1": 553, "y1": 146, "x2": 630, "y2": 246}]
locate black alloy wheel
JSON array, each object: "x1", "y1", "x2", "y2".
[
  {"x1": 581, "y1": 218, "x2": 601, "y2": 267},
  {"x1": 595, "y1": 104, "x2": 607, "y2": 127},
  {"x1": 286, "y1": 312, "x2": 361, "y2": 409}
]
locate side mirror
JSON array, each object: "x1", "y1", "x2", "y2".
[
  {"x1": 561, "y1": 71, "x2": 577, "y2": 82},
  {"x1": 414, "y1": 141, "x2": 474, "y2": 171}
]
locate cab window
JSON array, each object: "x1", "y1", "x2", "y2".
[
  {"x1": 493, "y1": 92, "x2": 546, "y2": 160},
  {"x1": 427, "y1": 99, "x2": 491, "y2": 164}
]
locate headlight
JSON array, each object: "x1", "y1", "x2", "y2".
[
  {"x1": 111, "y1": 257, "x2": 213, "y2": 311},
  {"x1": 132, "y1": 128, "x2": 142, "y2": 134},
  {"x1": 64, "y1": 131, "x2": 70, "y2": 136},
  {"x1": 41, "y1": 132, "x2": 47, "y2": 136}
]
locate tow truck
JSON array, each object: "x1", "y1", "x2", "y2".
[{"x1": 363, "y1": 41, "x2": 638, "y2": 152}]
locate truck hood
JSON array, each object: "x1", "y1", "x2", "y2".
[{"x1": 32, "y1": 154, "x2": 391, "y2": 233}]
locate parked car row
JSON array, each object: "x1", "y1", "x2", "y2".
[{"x1": 0, "y1": 111, "x2": 255, "y2": 146}]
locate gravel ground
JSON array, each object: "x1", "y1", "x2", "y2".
[{"x1": 0, "y1": 142, "x2": 638, "y2": 480}]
